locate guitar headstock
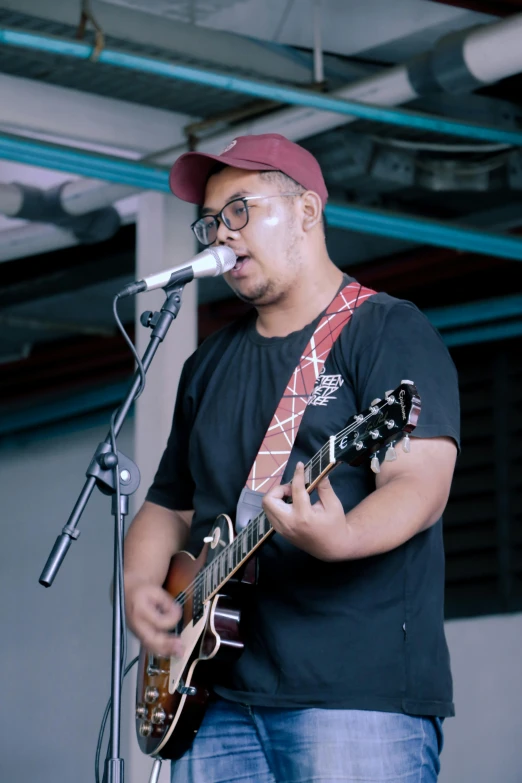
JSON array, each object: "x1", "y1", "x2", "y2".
[{"x1": 335, "y1": 381, "x2": 421, "y2": 471}]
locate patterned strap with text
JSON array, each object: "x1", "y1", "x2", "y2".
[{"x1": 245, "y1": 282, "x2": 376, "y2": 492}]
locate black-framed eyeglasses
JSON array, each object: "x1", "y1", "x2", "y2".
[{"x1": 190, "y1": 193, "x2": 301, "y2": 247}]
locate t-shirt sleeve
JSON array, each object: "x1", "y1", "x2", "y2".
[
  {"x1": 145, "y1": 361, "x2": 195, "y2": 510},
  {"x1": 349, "y1": 300, "x2": 460, "y2": 449}
]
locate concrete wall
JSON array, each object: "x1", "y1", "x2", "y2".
[
  {"x1": 0, "y1": 413, "x2": 134, "y2": 783},
  {"x1": 441, "y1": 612, "x2": 522, "y2": 783}
]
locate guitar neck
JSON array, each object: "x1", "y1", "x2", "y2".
[{"x1": 194, "y1": 441, "x2": 337, "y2": 607}]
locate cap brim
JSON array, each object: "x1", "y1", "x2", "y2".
[{"x1": 169, "y1": 151, "x2": 276, "y2": 204}]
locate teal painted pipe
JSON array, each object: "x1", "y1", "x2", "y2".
[
  {"x1": 425, "y1": 293, "x2": 522, "y2": 330},
  {"x1": 325, "y1": 203, "x2": 522, "y2": 262},
  {"x1": 2, "y1": 27, "x2": 522, "y2": 146},
  {"x1": 0, "y1": 132, "x2": 171, "y2": 191},
  {"x1": 442, "y1": 320, "x2": 522, "y2": 347},
  {"x1": 2, "y1": 130, "x2": 522, "y2": 262}
]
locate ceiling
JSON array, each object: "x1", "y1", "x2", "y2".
[{"x1": 1, "y1": 0, "x2": 522, "y2": 414}]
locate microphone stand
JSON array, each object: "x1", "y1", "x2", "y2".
[{"x1": 39, "y1": 280, "x2": 188, "y2": 783}]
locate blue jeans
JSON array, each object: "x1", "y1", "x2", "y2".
[{"x1": 170, "y1": 698, "x2": 443, "y2": 783}]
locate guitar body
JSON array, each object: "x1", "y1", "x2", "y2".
[{"x1": 135, "y1": 514, "x2": 244, "y2": 759}]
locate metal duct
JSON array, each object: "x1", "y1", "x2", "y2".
[{"x1": 0, "y1": 181, "x2": 121, "y2": 244}]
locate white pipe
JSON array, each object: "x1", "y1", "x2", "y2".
[
  {"x1": 0, "y1": 183, "x2": 23, "y2": 216},
  {"x1": 463, "y1": 13, "x2": 522, "y2": 85},
  {"x1": 61, "y1": 180, "x2": 138, "y2": 216}
]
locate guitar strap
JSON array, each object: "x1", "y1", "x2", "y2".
[{"x1": 235, "y1": 280, "x2": 376, "y2": 532}]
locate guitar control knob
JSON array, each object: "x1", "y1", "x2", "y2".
[
  {"x1": 144, "y1": 686, "x2": 159, "y2": 704},
  {"x1": 151, "y1": 706, "x2": 166, "y2": 725},
  {"x1": 136, "y1": 704, "x2": 147, "y2": 719},
  {"x1": 139, "y1": 720, "x2": 153, "y2": 737}
]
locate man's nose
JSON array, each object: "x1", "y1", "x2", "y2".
[{"x1": 215, "y1": 217, "x2": 241, "y2": 245}]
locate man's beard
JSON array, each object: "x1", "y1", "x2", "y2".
[{"x1": 233, "y1": 279, "x2": 281, "y2": 306}]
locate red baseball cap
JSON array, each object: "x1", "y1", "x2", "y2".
[{"x1": 169, "y1": 133, "x2": 328, "y2": 207}]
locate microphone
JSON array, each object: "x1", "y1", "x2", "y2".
[{"x1": 117, "y1": 246, "x2": 237, "y2": 297}]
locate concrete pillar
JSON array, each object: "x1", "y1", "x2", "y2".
[{"x1": 126, "y1": 191, "x2": 197, "y2": 783}]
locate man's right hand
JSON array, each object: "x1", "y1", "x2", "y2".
[{"x1": 125, "y1": 580, "x2": 184, "y2": 658}]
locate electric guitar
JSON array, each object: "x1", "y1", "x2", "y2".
[{"x1": 135, "y1": 381, "x2": 421, "y2": 759}]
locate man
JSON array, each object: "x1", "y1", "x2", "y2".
[{"x1": 124, "y1": 133, "x2": 459, "y2": 783}]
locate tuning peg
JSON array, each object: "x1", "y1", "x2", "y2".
[
  {"x1": 401, "y1": 379, "x2": 414, "y2": 385},
  {"x1": 370, "y1": 455, "x2": 381, "y2": 474},
  {"x1": 402, "y1": 434, "x2": 411, "y2": 453},
  {"x1": 370, "y1": 398, "x2": 382, "y2": 406},
  {"x1": 385, "y1": 442, "x2": 397, "y2": 461}
]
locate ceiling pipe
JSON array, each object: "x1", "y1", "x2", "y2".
[
  {"x1": 1, "y1": 13, "x2": 522, "y2": 225},
  {"x1": 0, "y1": 181, "x2": 120, "y2": 244},
  {"x1": 1, "y1": 13, "x2": 522, "y2": 261},
  {"x1": 3, "y1": 128, "x2": 522, "y2": 262},
  {"x1": 2, "y1": 23, "x2": 522, "y2": 146}
]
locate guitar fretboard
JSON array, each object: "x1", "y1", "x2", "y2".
[{"x1": 183, "y1": 433, "x2": 346, "y2": 618}]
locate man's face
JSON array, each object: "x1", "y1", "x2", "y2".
[{"x1": 201, "y1": 166, "x2": 304, "y2": 306}]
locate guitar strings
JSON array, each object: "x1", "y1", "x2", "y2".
[
  {"x1": 175, "y1": 401, "x2": 404, "y2": 608},
  {"x1": 175, "y1": 412, "x2": 369, "y2": 606},
  {"x1": 174, "y1": 403, "x2": 395, "y2": 609}
]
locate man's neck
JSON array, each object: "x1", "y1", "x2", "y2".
[{"x1": 255, "y1": 264, "x2": 344, "y2": 338}]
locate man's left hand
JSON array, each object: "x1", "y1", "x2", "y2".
[{"x1": 262, "y1": 462, "x2": 346, "y2": 561}]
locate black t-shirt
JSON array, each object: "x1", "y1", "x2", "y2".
[{"x1": 147, "y1": 276, "x2": 460, "y2": 717}]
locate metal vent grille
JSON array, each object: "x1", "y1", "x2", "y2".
[{"x1": 444, "y1": 338, "x2": 522, "y2": 619}]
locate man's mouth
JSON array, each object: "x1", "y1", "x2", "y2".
[{"x1": 229, "y1": 255, "x2": 251, "y2": 277}]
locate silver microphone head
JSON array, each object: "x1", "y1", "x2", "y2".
[{"x1": 207, "y1": 246, "x2": 237, "y2": 276}]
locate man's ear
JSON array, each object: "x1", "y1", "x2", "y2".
[{"x1": 300, "y1": 191, "x2": 323, "y2": 231}]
